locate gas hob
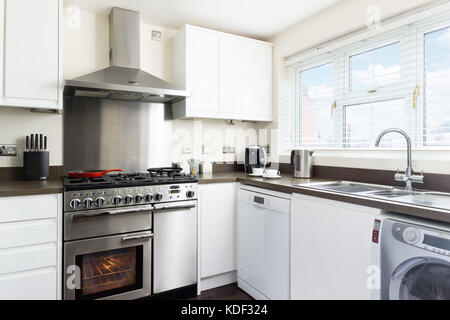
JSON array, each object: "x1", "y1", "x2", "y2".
[{"x1": 63, "y1": 169, "x2": 198, "y2": 212}]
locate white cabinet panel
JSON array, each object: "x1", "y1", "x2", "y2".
[
  {"x1": 186, "y1": 28, "x2": 220, "y2": 116},
  {"x1": 0, "y1": 268, "x2": 57, "y2": 300},
  {"x1": 0, "y1": 193, "x2": 61, "y2": 300},
  {"x1": 0, "y1": 194, "x2": 58, "y2": 223},
  {"x1": 3, "y1": 0, "x2": 61, "y2": 109},
  {"x1": 199, "y1": 183, "x2": 237, "y2": 278},
  {"x1": 291, "y1": 194, "x2": 380, "y2": 300},
  {"x1": 0, "y1": 219, "x2": 57, "y2": 249},
  {"x1": 220, "y1": 35, "x2": 272, "y2": 121},
  {"x1": 0, "y1": 243, "x2": 57, "y2": 274}
]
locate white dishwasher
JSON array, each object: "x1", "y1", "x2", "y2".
[{"x1": 237, "y1": 185, "x2": 291, "y2": 300}]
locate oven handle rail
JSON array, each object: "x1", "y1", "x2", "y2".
[
  {"x1": 153, "y1": 203, "x2": 196, "y2": 213},
  {"x1": 122, "y1": 232, "x2": 154, "y2": 242},
  {"x1": 71, "y1": 205, "x2": 154, "y2": 221}
]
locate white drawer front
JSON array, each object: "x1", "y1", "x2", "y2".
[
  {"x1": 0, "y1": 243, "x2": 57, "y2": 274},
  {"x1": 0, "y1": 194, "x2": 59, "y2": 223},
  {"x1": 0, "y1": 219, "x2": 57, "y2": 249},
  {"x1": 0, "y1": 268, "x2": 57, "y2": 300}
]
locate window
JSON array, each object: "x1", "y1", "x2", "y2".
[
  {"x1": 350, "y1": 42, "x2": 401, "y2": 92},
  {"x1": 424, "y1": 26, "x2": 450, "y2": 146},
  {"x1": 298, "y1": 63, "x2": 335, "y2": 147},
  {"x1": 286, "y1": 10, "x2": 450, "y2": 150},
  {"x1": 345, "y1": 99, "x2": 406, "y2": 148}
]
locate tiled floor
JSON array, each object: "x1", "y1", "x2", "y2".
[{"x1": 190, "y1": 283, "x2": 253, "y2": 300}]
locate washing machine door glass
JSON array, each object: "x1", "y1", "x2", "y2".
[{"x1": 389, "y1": 257, "x2": 450, "y2": 300}]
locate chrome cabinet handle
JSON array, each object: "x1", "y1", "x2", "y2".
[
  {"x1": 153, "y1": 204, "x2": 196, "y2": 212},
  {"x1": 122, "y1": 233, "x2": 154, "y2": 242},
  {"x1": 71, "y1": 206, "x2": 153, "y2": 220}
]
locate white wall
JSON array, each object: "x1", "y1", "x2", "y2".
[
  {"x1": 0, "y1": 108, "x2": 62, "y2": 167},
  {"x1": 0, "y1": 8, "x2": 260, "y2": 169},
  {"x1": 266, "y1": 0, "x2": 450, "y2": 173}
]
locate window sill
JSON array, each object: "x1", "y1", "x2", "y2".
[{"x1": 278, "y1": 149, "x2": 450, "y2": 174}]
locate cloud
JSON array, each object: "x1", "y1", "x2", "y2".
[
  {"x1": 305, "y1": 84, "x2": 334, "y2": 101},
  {"x1": 352, "y1": 64, "x2": 400, "y2": 89},
  {"x1": 436, "y1": 28, "x2": 450, "y2": 49}
]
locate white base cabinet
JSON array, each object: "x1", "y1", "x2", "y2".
[
  {"x1": 199, "y1": 183, "x2": 237, "y2": 290},
  {"x1": 291, "y1": 194, "x2": 380, "y2": 300},
  {"x1": 0, "y1": 194, "x2": 62, "y2": 300}
]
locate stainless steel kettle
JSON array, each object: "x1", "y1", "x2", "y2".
[{"x1": 290, "y1": 150, "x2": 314, "y2": 178}]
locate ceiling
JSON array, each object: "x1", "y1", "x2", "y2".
[{"x1": 64, "y1": 0, "x2": 341, "y2": 40}]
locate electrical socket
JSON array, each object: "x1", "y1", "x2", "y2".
[
  {"x1": 0, "y1": 144, "x2": 17, "y2": 156},
  {"x1": 152, "y1": 30, "x2": 162, "y2": 41},
  {"x1": 222, "y1": 146, "x2": 235, "y2": 154},
  {"x1": 182, "y1": 145, "x2": 192, "y2": 154}
]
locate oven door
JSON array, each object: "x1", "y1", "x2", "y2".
[{"x1": 64, "y1": 231, "x2": 152, "y2": 300}]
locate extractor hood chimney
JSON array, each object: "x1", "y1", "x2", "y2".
[{"x1": 64, "y1": 7, "x2": 189, "y2": 104}]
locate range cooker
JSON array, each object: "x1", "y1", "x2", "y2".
[{"x1": 63, "y1": 169, "x2": 198, "y2": 300}]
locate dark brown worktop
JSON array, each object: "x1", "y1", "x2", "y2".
[
  {"x1": 198, "y1": 172, "x2": 450, "y2": 224},
  {"x1": 0, "y1": 179, "x2": 63, "y2": 197}
]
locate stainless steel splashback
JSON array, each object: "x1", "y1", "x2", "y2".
[{"x1": 63, "y1": 97, "x2": 173, "y2": 173}]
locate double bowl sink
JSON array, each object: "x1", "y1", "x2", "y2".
[{"x1": 295, "y1": 181, "x2": 450, "y2": 210}]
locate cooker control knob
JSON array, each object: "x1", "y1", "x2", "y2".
[
  {"x1": 154, "y1": 193, "x2": 163, "y2": 201},
  {"x1": 112, "y1": 196, "x2": 122, "y2": 205},
  {"x1": 95, "y1": 197, "x2": 105, "y2": 207},
  {"x1": 134, "y1": 194, "x2": 144, "y2": 203},
  {"x1": 186, "y1": 190, "x2": 195, "y2": 198},
  {"x1": 145, "y1": 193, "x2": 153, "y2": 202},
  {"x1": 403, "y1": 227, "x2": 421, "y2": 245},
  {"x1": 124, "y1": 195, "x2": 133, "y2": 204},
  {"x1": 83, "y1": 198, "x2": 94, "y2": 209},
  {"x1": 70, "y1": 199, "x2": 81, "y2": 209}
]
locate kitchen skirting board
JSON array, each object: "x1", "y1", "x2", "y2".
[{"x1": 200, "y1": 271, "x2": 237, "y2": 293}]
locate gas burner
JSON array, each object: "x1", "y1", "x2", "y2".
[{"x1": 64, "y1": 169, "x2": 197, "y2": 191}]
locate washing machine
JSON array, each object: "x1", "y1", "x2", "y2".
[{"x1": 379, "y1": 217, "x2": 450, "y2": 300}]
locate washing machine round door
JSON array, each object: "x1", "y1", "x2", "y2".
[{"x1": 389, "y1": 257, "x2": 450, "y2": 300}]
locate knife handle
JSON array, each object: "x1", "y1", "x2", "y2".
[
  {"x1": 30, "y1": 134, "x2": 34, "y2": 151},
  {"x1": 35, "y1": 134, "x2": 38, "y2": 151},
  {"x1": 26, "y1": 136, "x2": 29, "y2": 152},
  {"x1": 39, "y1": 134, "x2": 43, "y2": 151},
  {"x1": 44, "y1": 136, "x2": 47, "y2": 151}
]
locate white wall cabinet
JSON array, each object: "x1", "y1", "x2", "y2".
[
  {"x1": 0, "y1": 0, "x2": 62, "y2": 110},
  {"x1": 173, "y1": 25, "x2": 272, "y2": 122},
  {"x1": 219, "y1": 34, "x2": 272, "y2": 121},
  {"x1": 0, "y1": 194, "x2": 62, "y2": 300},
  {"x1": 291, "y1": 194, "x2": 380, "y2": 300},
  {"x1": 199, "y1": 183, "x2": 237, "y2": 281}
]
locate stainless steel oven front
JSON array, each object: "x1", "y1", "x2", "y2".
[
  {"x1": 64, "y1": 231, "x2": 152, "y2": 300},
  {"x1": 63, "y1": 204, "x2": 153, "y2": 300}
]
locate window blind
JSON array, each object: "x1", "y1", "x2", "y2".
[{"x1": 282, "y1": 10, "x2": 450, "y2": 151}]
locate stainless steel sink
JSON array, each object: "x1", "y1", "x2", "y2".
[
  {"x1": 295, "y1": 180, "x2": 450, "y2": 211},
  {"x1": 369, "y1": 189, "x2": 425, "y2": 198},
  {"x1": 295, "y1": 181, "x2": 391, "y2": 194}
]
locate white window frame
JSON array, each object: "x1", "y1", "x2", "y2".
[{"x1": 289, "y1": 10, "x2": 450, "y2": 152}]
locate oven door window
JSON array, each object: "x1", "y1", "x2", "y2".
[{"x1": 75, "y1": 246, "x2": 143, "y2": 300}]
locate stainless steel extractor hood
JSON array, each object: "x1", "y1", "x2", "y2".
[{"x1": 64, "y1": 7, "x2": 188, "y2": 104}]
